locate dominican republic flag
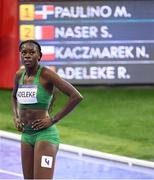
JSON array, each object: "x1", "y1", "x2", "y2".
[
  {"x1": 41, "y1": 46, "x2": 55, "y2": 61},
  {"x1": 35, "y1": 26, "x2": 55, "y2": 40},
  {"x1": 35, "y1": 5, "x2": 54, "y2": 20}
]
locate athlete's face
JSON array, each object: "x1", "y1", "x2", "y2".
[{"x1": 20, "y1": 43, "x2": 41, "y2": 68}]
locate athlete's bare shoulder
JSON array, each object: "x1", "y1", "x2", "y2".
[
  {"x1": 15, "y1": 65, "x2": 25, "y2": 83},
  {"x1": 41, "y1": 66, "x2": 59, "y2": 81}
]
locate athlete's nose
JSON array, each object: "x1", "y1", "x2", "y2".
[{"x1": 24, "y1": 53, "x2": 32, "y2": 60}]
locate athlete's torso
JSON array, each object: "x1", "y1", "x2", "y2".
[
  {"x1": 16, "y1": 65, "x2": 53, "y2": 126},
  {"x1": 17, "y1": 65, "x2": 53, "y2": 110}
]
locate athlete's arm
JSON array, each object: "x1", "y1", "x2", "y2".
[
  {"x1": 12, "y1": 70, "x2": 24, "y2": 131},
  {"x1": 43, "y1": 67, "x2": 83, "y2": 124}
]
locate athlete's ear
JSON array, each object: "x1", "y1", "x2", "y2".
[
  {"x1": 38, "y1": 52, "x2": 42, "y2": 61},
  {"x1": 40, "y1": 52, "x2": 42, "y2": 58}
]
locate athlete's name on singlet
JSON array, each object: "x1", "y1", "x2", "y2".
[
  {"x1": 17, "y1": 91, "x2": 36, "y2": 97},
  {"x1": 17, "y1": 85, "x2": 38, "y2": 104}
]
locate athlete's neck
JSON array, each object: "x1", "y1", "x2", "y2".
[{"x1": 25, "y1": 64, "x2": 40, "y2": 77}]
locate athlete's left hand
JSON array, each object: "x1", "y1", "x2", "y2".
[{"x1": 31, "y1": 117, "x2": 52, "y2": 130}]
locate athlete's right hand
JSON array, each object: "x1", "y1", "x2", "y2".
[{"x1": 14, "y1": 118, "x2": 25, "y2": 132}]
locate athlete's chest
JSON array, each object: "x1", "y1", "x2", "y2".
[{"x1": 23, "y1": 75, "x2": 35, "y2": 85}]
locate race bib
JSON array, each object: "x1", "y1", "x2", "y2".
[{"x1": 17, "y1": 85, "x2": 38, "y2": 104}]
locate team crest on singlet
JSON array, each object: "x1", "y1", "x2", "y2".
[{"x1": 17, "y1": 85, "x2": 38, "y2": 104}]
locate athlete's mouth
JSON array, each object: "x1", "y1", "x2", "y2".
[{"x1": 24, "y1": 60, "x2": 32, "y2": 65}]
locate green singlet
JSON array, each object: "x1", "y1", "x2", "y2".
[{"x1": 19, "y1": 65, "x2": 53, "y2": 110}]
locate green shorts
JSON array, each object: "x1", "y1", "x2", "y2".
[{"x1": 21, "y1": 125, "x2": 60, "y2": 146}]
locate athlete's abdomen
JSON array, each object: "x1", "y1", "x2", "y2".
[{"x1": 19, "y1": 108, "x2": 49, "y2": 126}]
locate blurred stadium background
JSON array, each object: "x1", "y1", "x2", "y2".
[{"x1": 1, "y1": 0, "x2": 154, "y2": 162}]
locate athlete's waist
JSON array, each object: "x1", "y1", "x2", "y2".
[{"x1": 23, "y1": 124, "x2": 57, "y2": 134}]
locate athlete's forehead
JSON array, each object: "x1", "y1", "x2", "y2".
[{"x1": 20, "y1": 42, "x2": 39, "y2": 51}]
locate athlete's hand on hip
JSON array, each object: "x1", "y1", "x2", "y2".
[
  {"x1": 14, "y1": 118, "x2": 25, "y2": 132},
  {"x1": 32, "y1": 117, "x2": 52, "y2": 130}
]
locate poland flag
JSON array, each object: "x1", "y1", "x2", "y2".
[{"x1": 41, "y1": 46, "x2": 55, "y2": 61}]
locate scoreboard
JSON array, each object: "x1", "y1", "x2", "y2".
[{"x1": 19, "y1": 0, "x2": 154, "y2": 85}]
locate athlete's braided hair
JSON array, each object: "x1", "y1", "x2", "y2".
[{"x1": 19, "y1": 40, "x2": 42, "y2": 59}]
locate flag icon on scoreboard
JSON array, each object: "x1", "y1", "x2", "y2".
[
  {"x1": 41, "y1": 46, "x2": 55, "y2": 61},
  {"x1": 35, "y1": 26, "x2": 55, "y2": 40},
  {"x1": 35, "y1": 5, "x2": 54, "y2": 20}
]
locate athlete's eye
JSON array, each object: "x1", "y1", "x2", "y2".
[
  {"x1": 30, "y1": 51, "x2": 35, "y2": 55},
  {"x1": 21, "y1": 51, "x2": 26, "y2": 55}
]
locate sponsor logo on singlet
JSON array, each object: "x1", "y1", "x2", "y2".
[{"x1": 17, "y1": 85, "x2": 38, "y2": 104}]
